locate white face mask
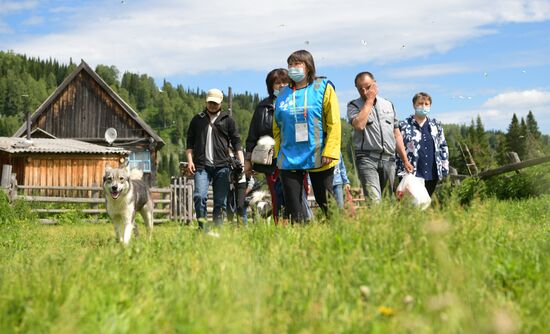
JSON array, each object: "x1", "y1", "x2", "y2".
[
  {"x1": 273, "y1": 89, "x2": 280, "y2": 97},
  {"x1": 288, "y1": 67, "x2": 306, "y2": 82}
]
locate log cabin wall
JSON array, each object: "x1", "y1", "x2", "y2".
[{"x1": 34, "y1": 71, "x2": 147, "y2": 141}]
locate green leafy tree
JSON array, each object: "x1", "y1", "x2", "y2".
[{"x1": 95, "y1": 65, "x2": 120, "y2": 88}]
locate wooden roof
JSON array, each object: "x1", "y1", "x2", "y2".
[{"x1": 14, "y1": 60, "x2": 165, "y2": 148}]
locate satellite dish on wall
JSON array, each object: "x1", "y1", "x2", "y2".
[{"x1": 104, "y1": 128, "x2": 118, "y2": 145}]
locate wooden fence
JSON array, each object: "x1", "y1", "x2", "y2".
[{"x1": 2, "y1": 176, "x2": 195, "y2": 225}]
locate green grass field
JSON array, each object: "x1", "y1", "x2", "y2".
[{"x1": 1, "y1": 196, "x2": 549, "y2": 333}]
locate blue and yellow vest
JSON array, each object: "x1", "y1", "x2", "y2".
[{"x1": 274, "y1": 78, "x2": 332, "y2": 170}]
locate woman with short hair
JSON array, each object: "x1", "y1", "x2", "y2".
[
  {"x1": 396, "y1": 92, "x2": 449, "y2": 196},
  {"x1": 244, "y1": 68, "x2": 289, "y2": 223}
]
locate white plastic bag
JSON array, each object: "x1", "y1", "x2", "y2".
[
  {"x1": 396, "y1": 173, "x2": 432, "y2": 210},
  {"x1": 251, "y1": 135, "x2": 275, "y2": 165}
]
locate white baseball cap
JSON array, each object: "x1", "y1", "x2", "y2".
[{"x1": 206, "y1": 88, "x2": 223, "y2": 104}]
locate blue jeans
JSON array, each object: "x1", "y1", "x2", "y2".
[
  {"x1": 355, "y1": 154, "x2": 396, "y2": 202},
  {"x1": 193, "y1": 166, "x2": 230, "y2": 228},
  {"x1": 333, "y1": 184, "x2": 344, "y2": 208}
]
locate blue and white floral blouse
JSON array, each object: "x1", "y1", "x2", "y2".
[{"x1": 396, "y1": 115, "x2": 449, "y2": 180}]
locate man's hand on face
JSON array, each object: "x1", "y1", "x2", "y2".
[{"x1": 362, "y1": 82, "x2": 378, "y2": 101}]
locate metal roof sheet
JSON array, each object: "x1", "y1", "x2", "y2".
[{"x1": 0, "y1": 137, "x2": 130, "y2": 155}]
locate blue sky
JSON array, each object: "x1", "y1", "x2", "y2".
[{"x1": 1, "y1": 0, "x2": 550, "y2": 133}]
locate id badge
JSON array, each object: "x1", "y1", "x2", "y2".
[{"x1": 295, "y1": 123, "x2": 308, "y2": 142}]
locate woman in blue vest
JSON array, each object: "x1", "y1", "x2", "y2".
[{"x1": 273, "y1": 50, "x2": 341, "y2": 223}]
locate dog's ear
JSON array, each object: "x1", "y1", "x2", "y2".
[{"x1": 104, "y1": 163, "x2": 112, "y2": 173}]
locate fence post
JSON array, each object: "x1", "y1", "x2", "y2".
[
  {"x1": 1, "y1": 165, "x2": 12, "y2": 188},
  {"x1": 91, "y1": 183, "x2": 100, "y2": 223},
  {"x1": 170, "y1": 177, "x2": 175, "y2": 221},
  {"x1": 507, "y1": 152, "x2": 521, "y2": 175},
  {"x1": 179, "y1": 176, "x2": 187, "y2": 224},
  {"x1": 9, "y1": 173, "x2": 17, "y2": 202},
  {"x1": 449, "y1": 167, "x2": 460, "y2": 185},
  {"x1": 186, "y1": 177, "x2": 194, "y2": 224}
]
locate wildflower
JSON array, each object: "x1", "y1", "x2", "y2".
[
  {"x1": 403, "y1": 295, "x2": 414, "y2": 305},
  {"x1": 378, "y1": 306, "x2": 395, "y2": 317},
  {"x1": 359, "y1": 285, "x2": 371, "y2": 301}
]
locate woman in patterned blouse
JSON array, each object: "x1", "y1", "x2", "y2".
[{"x1": 396, "y1": 92, "x2": 449, "y2": 196}]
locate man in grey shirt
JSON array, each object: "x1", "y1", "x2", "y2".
[{"x1": 347, "y1": 72, "x2": 408, "y2": 202}]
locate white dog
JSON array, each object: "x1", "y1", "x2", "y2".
[{"x1": 103, "y1": 165, "x2": 154, "y2": 244}]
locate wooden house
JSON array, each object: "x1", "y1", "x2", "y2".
[
  {"x1": 0, "y1": 137, "x2": 129, "y2": 189},
  {"x1": 14, "y1": 60, "x2": 165, "y2": 185}
]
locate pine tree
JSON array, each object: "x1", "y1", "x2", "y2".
[
  {"x1": 526, "y1": 110, "x2": 541, "y2": 140},
  {"x1": 467, "y1": 118, "x2": 477, "y2": 144},
  {"x1": 506, "y1": 114, "x2": 526, "y2": 159},
  {"x1": 472, "y1": 115, "x2": 492, "y2": 169},
  {"x1": 520, "y1": 117, "x2": 527, "y2": 138},
  {"x1": 475, "y1": 115, "x2": 486, "y2": 143},
  {"x1": 524, "y1": 111, "x2": 543, "y2": 159}
]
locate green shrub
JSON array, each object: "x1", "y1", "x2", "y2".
[
  {"x1": 454, "y1": 177, "x2": 487, "y2": 206},
  {"x1": 11, "y1": 199, "x2": 37, "y2": 223},
  {"x1": 0, "y1": 192, "x2": 16, "y2": 226},
  {"x1": 485, "y1": 170, "x2": 550, "y2": 200},
  {"x1": 0, "y1": 193, "x2": 39, "y2": 227}
]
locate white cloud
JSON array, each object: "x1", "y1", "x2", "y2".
[
  {"x1": 483, "y1": 89, "x2": 550, "y2": 109},
  {"x1": 0, "y1": 0, "x2": 38, "y2": 34},
  {"x1": 438, "y1": 89, "x2": 550, "y2": 131},
  {"x1": 0, "y1": 1, "x2": 37, "y2": 13},
  {"x1": 48, "y1": 6, "x2": 80, "y2": 14},
  {"x1": 5, "y1": 0, "x2": 550, "y2": 77},
  {"x1": 0, "y1": 21, "x2": 11, "y2": 34},
  {"x1": 388, "y1": 64, "x2": 472, "y2": 79},
  {"x1": 22, "y1": 16, "x2": 44, "y2": 26}
]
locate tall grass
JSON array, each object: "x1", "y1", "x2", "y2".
[{"x1": 1, "y1": 195, "x2": 549, "y2": 333}]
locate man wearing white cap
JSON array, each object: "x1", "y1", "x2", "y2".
[{"x1": 186, "y1": 88, "x2": 244, "y2": 231}]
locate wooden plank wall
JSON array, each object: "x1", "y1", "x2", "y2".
[
  {"x1": 35, "y1": 71, "x2": 147, "y2": 140},
  {"x1": 20, "y1": 155, "x2": 122, "y2": 190}
]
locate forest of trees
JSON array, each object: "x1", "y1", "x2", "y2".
[{"x1": 1, "y1": 50, "x2": 549, "y2": 185}]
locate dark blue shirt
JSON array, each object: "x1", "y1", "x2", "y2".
[{"x1": 415, "y1": 121, "x2": 437, "y2": 180}]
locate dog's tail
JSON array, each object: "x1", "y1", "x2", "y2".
[{"x1": 129, "y1": 169, "x2": 144, "y2": 180}]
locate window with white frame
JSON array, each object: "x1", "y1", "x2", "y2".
[{"x1": 128, "y1": 150, "x2": 152, "y2": 172}]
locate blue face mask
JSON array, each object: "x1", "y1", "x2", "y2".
[
  {"x1": 273, "y1": 89, "x2": 280, "y2": 97},
  {"x1": 415, "y1": 107, "x2": 430, "y2": 117},
  {"x1": 288, "y1": 67, "x2": 306, "y2": 83}
]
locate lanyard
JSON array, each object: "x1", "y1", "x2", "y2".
[{"x1": 292, "y1": 86, "x2": 308, "y2": 120}]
